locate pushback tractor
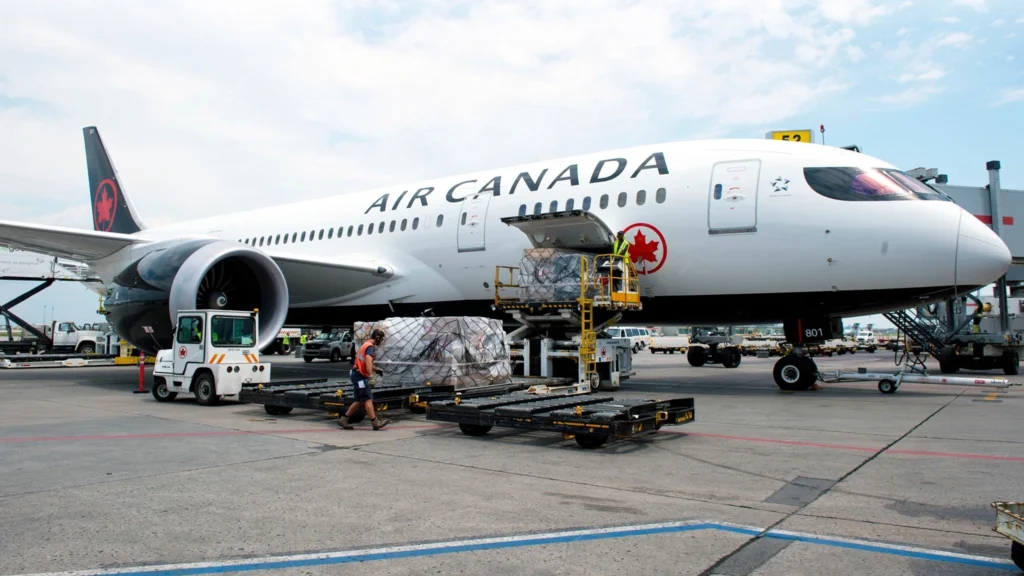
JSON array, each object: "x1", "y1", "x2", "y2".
[{"x1": 151, "y1": 309, "x2": 270, "y2": 405}]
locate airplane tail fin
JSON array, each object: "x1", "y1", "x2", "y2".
[{"x1": 83, "y1": 126, "x2": 145, "y2": 234}]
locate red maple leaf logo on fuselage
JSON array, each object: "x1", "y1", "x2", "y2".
[{"x1": 628, "y1": 230, "x2": 660, "y2": 270}]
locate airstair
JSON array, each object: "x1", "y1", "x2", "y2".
[{"x1": 494, "y1": 251, "x2": 642, "y2": 390}]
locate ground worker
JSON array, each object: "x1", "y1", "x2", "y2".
[
  {"x1": 299, "y1": 333, "x2": 307, "y2": 346},
  {"x1": 609, "y1": 230, "x2": 631, "y2": 292},
  {"x1": 281, "y1": 333, "x2": 290, "y2": 351},
  {"x1": 339, "y1": 329, "x2": 390, "y2": 430}
]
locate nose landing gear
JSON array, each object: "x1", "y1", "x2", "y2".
[{"x1": 773, "y1": 351, "x2": 819, "y2": 391}]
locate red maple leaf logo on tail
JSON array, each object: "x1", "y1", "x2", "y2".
[
  {"x1": 94, "y1": 183, "x2": 115, "y2": 231},
  {"x1": 628, "y1": 230, "x2": 660, "y2": 271}
]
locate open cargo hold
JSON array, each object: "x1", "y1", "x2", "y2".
[{"x1": 352, "y1": 316, "x2": 512, "y2": 390}]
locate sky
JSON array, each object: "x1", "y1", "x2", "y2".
[{"x1": 0, "y1": 0, "x2": 1022, "y2": 329}]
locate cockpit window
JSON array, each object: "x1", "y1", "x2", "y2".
[{"x1": 804, "y1": 167, "x2": 951, "y2": 202}]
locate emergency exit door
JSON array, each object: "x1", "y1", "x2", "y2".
[
  {"x1": 708, "y1": 159, "x2": 761, "y2": 235},
  {"x1": 457, "y1": 193, "x2": 492, "y2": 252}
]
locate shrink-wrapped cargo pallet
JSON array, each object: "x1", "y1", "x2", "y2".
[
  {"x1": 516, "y1": 248, "x2": 596, "y2": 302},
  {"x1": 352, "y1": 317, "x2": 511, "y2": 389}
]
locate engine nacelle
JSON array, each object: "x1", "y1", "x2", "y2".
[{"x1": 103, "y1": 239, "x2": 289, "y2": 355}]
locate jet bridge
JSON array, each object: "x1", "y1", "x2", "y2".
[{"x1": 494, "y1": 210, "x2": 641, "y2": 390}]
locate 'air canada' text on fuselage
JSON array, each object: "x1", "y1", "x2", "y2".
[{"x1": 363, "y1": 152, "x2": 671, "y2": 214}]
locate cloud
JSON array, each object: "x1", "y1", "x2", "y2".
[
  {"x1": 876, "y1": 85, "x2": 944, "y2": 107},
  {"x1": 845, "y1": 45, "x2": 866, "y2": 62},
  {"x1": 995, "y1": 88, "x2": 1024, "y2": 105},
  {"x1": 951, "y1": 0, "x2": 987, "y2": 11},
  {"x1": 817, "y1": 0, "x2": 900, "y2": 25},
  {"x1": 898, "y1": 68, "x2": 947, "y2": 82},
  {"x1": 993, "y1": 18, "x2": 1005, "y2": 26},
  {"x1": 938, "y1": 32, "x2": 973, "y2": 46},
  {"x1": 937, "y1": 16, "x2": 960, "y2": 23}
]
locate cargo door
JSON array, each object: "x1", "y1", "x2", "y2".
[
  {"x1": 457, "y1": 193, "x2": 492, "y2": 252},
  {"x1": 708, "y1": 160, "x2": 761, "y2": 235}
]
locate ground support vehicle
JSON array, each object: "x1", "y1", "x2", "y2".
[
  {"x1": 239, "y1": 378, "x2": 533, "y2": 421},
  {"x1": 425, "y1": 387, "x2": 696, "y2": 449},
  {"x1": 992, "y1": 501, "x2": 1024, "y2": 571},
  {"x1": 301, "y1": 328, "x2": 354, "y2": 363},
  {"x1": 686, "y1": 328, "x2": 743, "y2": 368},
  {"x1": 820, "y1": 366, "x2": 1016, "y2": 394},
  {"x1": 151, "y1": 309, "x2": 270, "y2": 406},
  {"x1": 492, "y1": 231, "x2": 642, "y2": 391},
  {"x1": 648, "y1": 335, "x2": 688, "y2": 354}
]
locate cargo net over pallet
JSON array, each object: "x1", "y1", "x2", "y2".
[
  {"x1": 498, "y1": 248, "x2": 641, "y2": 309},
  {"x1": 353, "y1": 317, "x2": 512, "y2": 390}
]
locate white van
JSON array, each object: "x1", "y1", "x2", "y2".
[
  {"x1": 605, "y1": 327, "x2": 652, "y2": 352},
  {"x1": 856, "y1": 330, "x2": 878, "y2": 351}
]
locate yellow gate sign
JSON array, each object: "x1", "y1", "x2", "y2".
[{"x1": 766, "y1": 129, "x2": 814, "y2": 143}]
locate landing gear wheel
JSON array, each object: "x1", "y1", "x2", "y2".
[
  {"x1": 459, "y1": 423, "x2": 492, "y2": 436},
  {"x1": 193, "y1": 373, "x2": 219, "y2": 406},
  {"x1": 264, "y1": 405, "x2": 293, "y2": 415},
  {"x1": 687, "y1": 346, "x2": 707, "y2": 367},
  {"x1": 330, "y1": 349, "x2": 342, "y2": 363},
  {"x1": 720, "y1": 347, "x2": 742, "y2": 368},
  {"x1": 1002, "y1": 351, "x2": 1019, "y2": 376},
  {"x1": 878, "y1": 379, "x2": 897, "y2": 394},
  {"x1": 574, "y1": 433, "x2": 608, "y2": 449},
  {"x1": 773, "y1": 355, "x2": 817, "y2": 391},
  {"x1": 152, "y1": 379, "x2": 177, "y2": 402}
]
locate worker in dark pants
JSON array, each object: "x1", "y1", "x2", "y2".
[{"x1": 339, "y1": 329, "x2": 390, "y2": 430}]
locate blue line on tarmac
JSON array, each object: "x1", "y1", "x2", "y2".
[{"x1": 15, "y1": 521, "x2": 1016, "y2": 576}]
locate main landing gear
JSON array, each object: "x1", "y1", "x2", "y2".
[{"x1": 772, "y1": 349, "x2": 819, "y2": 391}]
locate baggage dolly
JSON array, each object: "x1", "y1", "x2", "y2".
[
  {"x1": 240, "y1": 379, "x2": 529, "y2": 422},
  {"x1": 991, "y1": 501, "x2": 1024, "y2": 571},
  {"x1": 425, "y1": 390, "x2": 696, "y2": 449}
]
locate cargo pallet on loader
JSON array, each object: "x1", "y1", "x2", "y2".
[
  {"x1": 239, "y1": 378, "x2": 529, "y2": 421},
  {"x1": 425, "y1": 388, "x2": 696, "y2": 449}
]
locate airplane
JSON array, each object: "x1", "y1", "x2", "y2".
[{"x1": 0, "y1": 126, "x2": 1011, "y2": 391}]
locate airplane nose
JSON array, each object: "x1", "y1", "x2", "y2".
[{"x1": 956, "y1": 212, "x2": 1012, "y2": 288}]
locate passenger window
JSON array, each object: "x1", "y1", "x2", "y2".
[
  {"x1": 389, "y1": 220, "x2": 396, "y2": 232},
  {"x1": 367, "y1": 223, "x2": 374, "y2": 235},
  {"x1": 582, "y1": 196, "x2": 591, "y2": 210},
  {"x1": 357, "y1": 224, "x2": 364, "y2": 235},
  {"x1": 318, "y1": 229, "x2": 324, "y2": 240},
  {"x1": 275, "y1": 234, "x2": 281, "y2": 244},
  {"x1": 656, "y1": 188, "x2": 666, "y2": 203},
  {"x1": 437, "y1": 215, "x2": 444, "y2": 227},
  {"x1": 282, "y1": 234, "x2": 288, "y2": 244},
  {"x1": 338, "y1": 227, "x2": 344, "y2": 237},
  {"x1": 617, "y1": 192, "x2": 627, "y2": 207},
  {"x1": 636, "y1": 190, "x2": 646, "y2": 205},
  {"x1": 534, "y1": 202, "x2": 542, "y2": 215},
  {"x1": 378, "y1": 222, "x2": 384, "y2": 233},
  {"x1": 549, "y1": 200, "x2": 558, "y2": 212},
  {"x1": 401, "y1": 219, "x2": 407, "y2": 231},
  {"x1": 565, "y1": 198, "x2": 574, "y2": 210},
  {"x1": 461, "y1": 212, "x2": 467, "y2": 226},
  {"x1": 259, "y1": 237, "x2": 265, "y2": 246},
  {"x1": 600, "y1": 194, "x2": 609, "y2": 209},
  {"x1": 413, "y1": 217, "x2": 420, "y2": 230},
  {"x1": 519, "y1": 204, "x2": 527, "y2": 217},
  {"x1": 328, "y1": 228, "x2": 334, "y2": 239},
  {"x1": 176, "y1": 316, "x2": 203, "y2": 344},
  {"x1": 291, "y1": 233, "x2": 297, "y2": 243},
  {"x1": 714, "y1": 184, "x2": 722, "y2": 200},
  {"x1": 300, "y1": 231, "x2": 306, "y2": 242}
]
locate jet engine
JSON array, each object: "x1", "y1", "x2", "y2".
[{"x1": 103, "y1": 239, "x2": 289, "y2": 355}]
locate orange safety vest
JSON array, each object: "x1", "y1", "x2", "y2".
[{"x1": 353, "y1": 340, "x2": 375, "y2": 377}]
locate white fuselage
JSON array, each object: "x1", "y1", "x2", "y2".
[{"x1": 85, "y1": 139, "x2": 1011, "y2": 324}]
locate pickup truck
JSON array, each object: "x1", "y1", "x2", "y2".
[
  {"x1": 0, "y1": 320, "x2": 103, "y2": 355},
  {"x1": 302, "y1": 329, "x2": 354, "y2": 363},
  {"x1": 648, "y1": 335, "x2": 689, "y2": 354}
]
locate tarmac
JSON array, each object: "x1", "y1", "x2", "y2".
[{"x1": 1, "y1": 350, "x2": 1021, "y2": 575}]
